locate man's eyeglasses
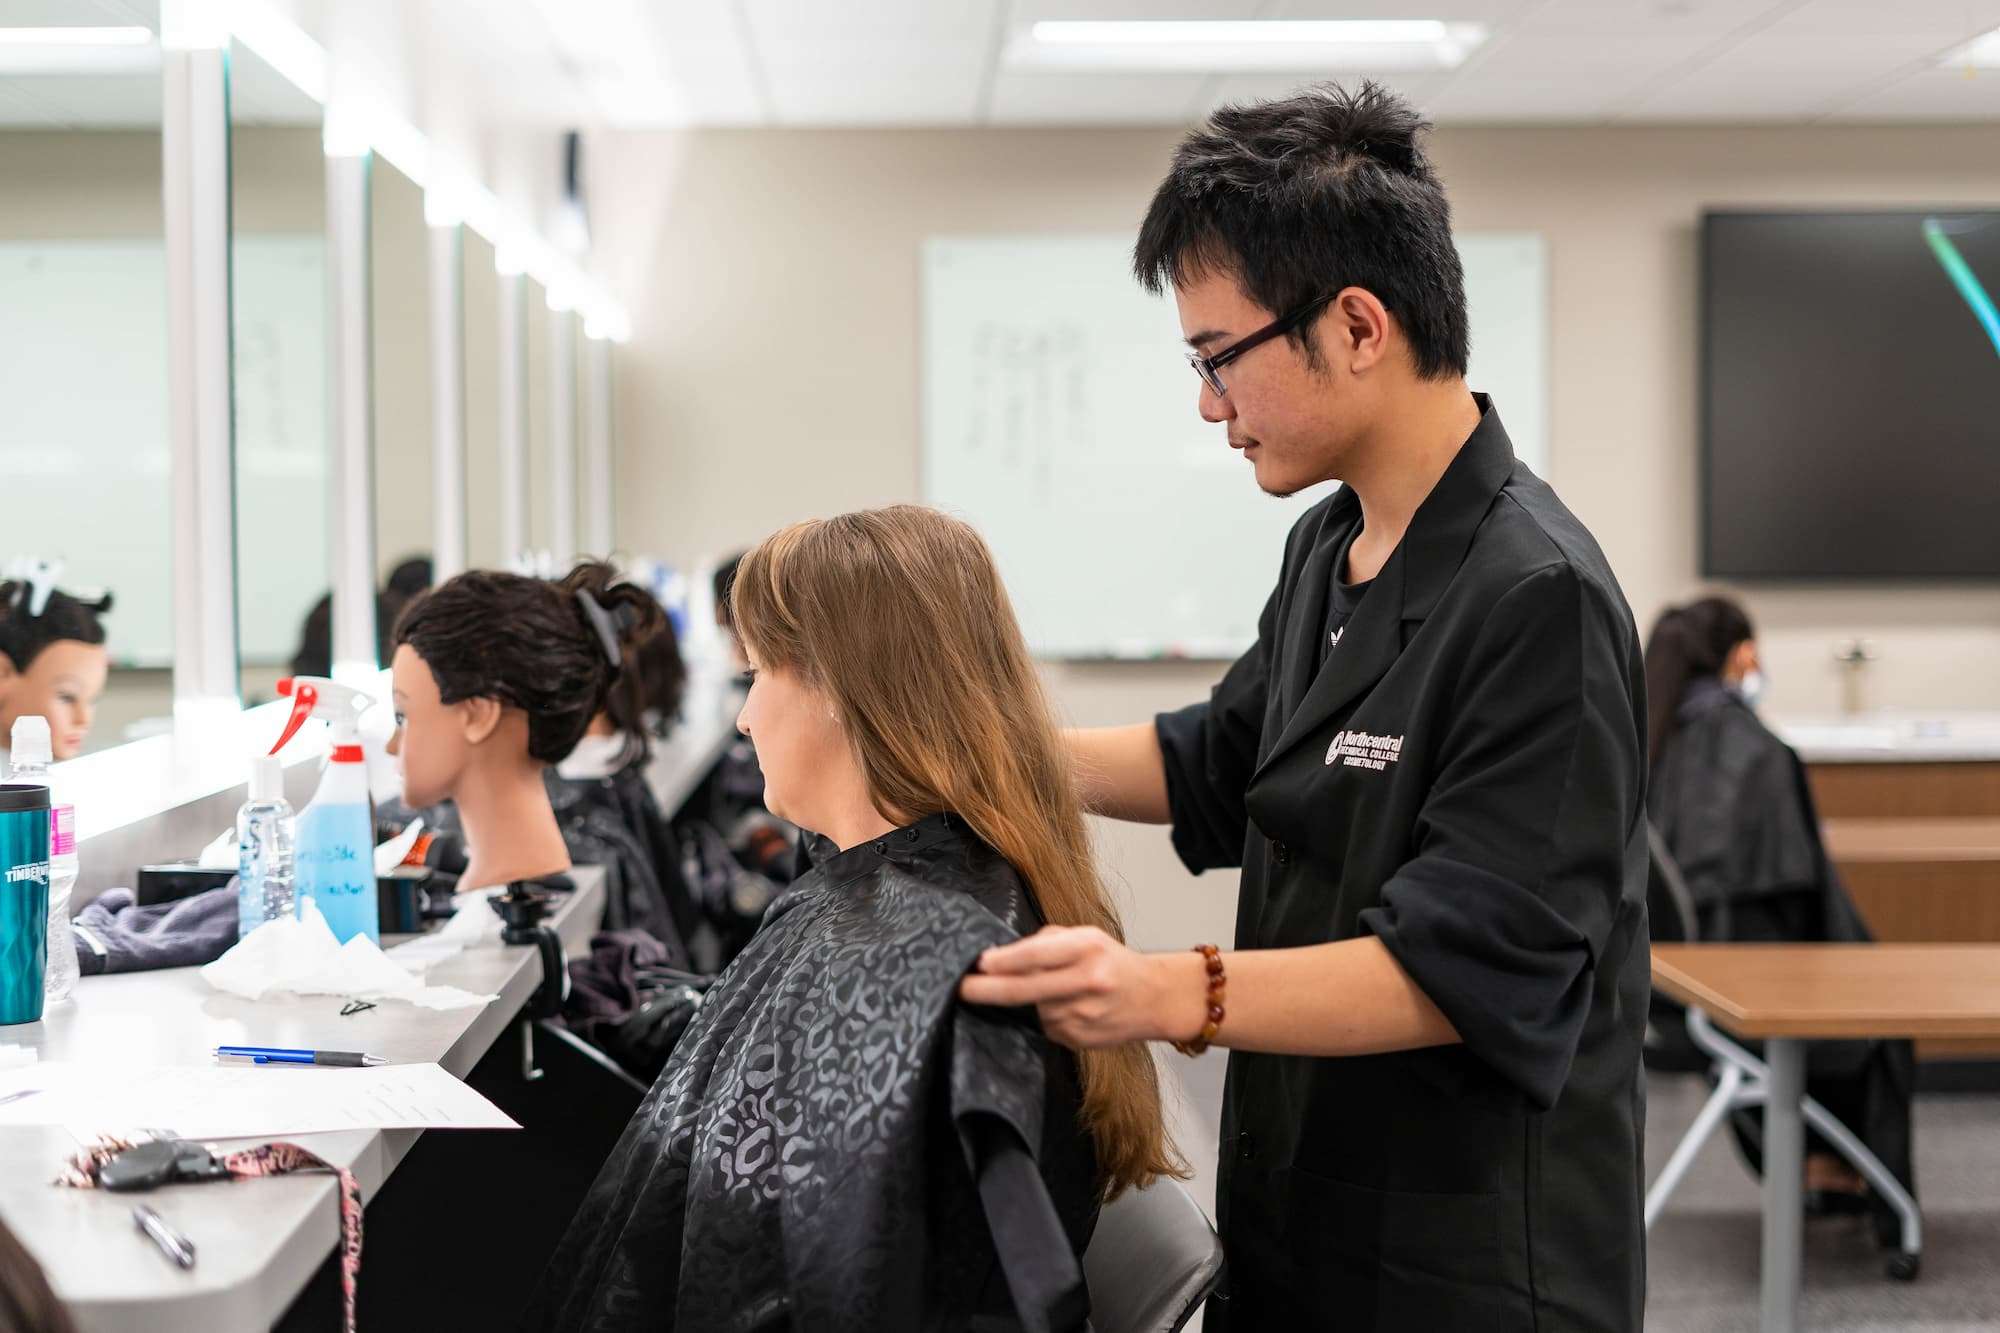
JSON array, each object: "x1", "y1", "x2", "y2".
[{"x1": 1186, "y1": 293, "x2": 1337, "y2": 396}]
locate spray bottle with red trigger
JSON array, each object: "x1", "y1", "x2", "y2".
[{"x1": 268, "y1": 677, "x2": 380, "y2": 945}]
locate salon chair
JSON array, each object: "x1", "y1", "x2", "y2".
[{"x1": 1081, "y1": 1177, "x2": 1225, "y2": 1333}]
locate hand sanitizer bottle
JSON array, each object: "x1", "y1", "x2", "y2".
[
  {"x1": 237, "y1": 755, "x2": 296, "y2": 939},
  {"x1": 9, "y1": 716, "x2": 76, "y2": 1005}
]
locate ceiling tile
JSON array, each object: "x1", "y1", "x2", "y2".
[
  {"x1": 1515, "y1": 0, "x2": 1799, "y2": 36},
  {"x1": 1825, "y1": 64, "x2": 2000, "y2": 120}
]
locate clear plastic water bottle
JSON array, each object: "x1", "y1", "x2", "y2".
[
  {"x1": 9, "y1": 716, "x2": 77, "y2": 1005},
  {"x1": 237, "y1": 755, "x2": 297, "y2": 939}
]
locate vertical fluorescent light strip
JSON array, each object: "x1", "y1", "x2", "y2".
[{"x1": 1922, "y1": 218, "x2": 2000, "y2": 358}]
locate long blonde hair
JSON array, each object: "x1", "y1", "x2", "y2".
[{"x1": 732, "y1": 505, "x2": 1181, "y2": 1198}]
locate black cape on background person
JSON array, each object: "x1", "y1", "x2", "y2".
[
  {"x1": 1650, "y1": 678, "x2": 1917, "y2": 1242},
  {"x1": 523, "y1": 812, "x2": 1098, "y2": 1333}
]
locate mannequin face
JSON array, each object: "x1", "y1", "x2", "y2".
[
  {"x1": 0, "y1": 640, "x2": 109, "y2": 760},
  {"x1": 735, "y1": 651, "x2": 870, "y2": 837},
  {"x1": 386, "y1": 643, "x2": 505, "y2": 808}
]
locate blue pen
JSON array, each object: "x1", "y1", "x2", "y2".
[{"x1": 214, "y1": 1046, "x2": 388, "y2": 1067}]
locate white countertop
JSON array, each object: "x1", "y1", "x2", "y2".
[
  {"x1": 0, "y1": 867, "x2": 604, "y2": 1333},
  {"x1": 1774, "y1": 712, "x2": 2000, "y2": 764}
]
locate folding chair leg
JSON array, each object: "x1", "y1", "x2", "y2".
[
  {"x1": 1646, "y1": 1063, "x2": 1747, "y2": 1231},
  {"x1": 1799, "y1": 1093, "x2": 1922, "y2": 1266}
]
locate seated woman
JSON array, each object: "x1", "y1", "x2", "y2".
[
  {"x1": 527, "y1": 506, "x2": 1180, "y2": 1332},
  {"x1": 0, "y1": 569, "x2": 112, "y2": 762},
  {"x1": 387, "y1": 561, "x2": 661, "y2": 894},
  {"x1": 1646, "y1": 595, "x2": 1915, "y2": 1238}
]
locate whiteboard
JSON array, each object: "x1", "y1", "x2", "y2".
[
  {"x1": 921, "y1": 231, "x2": 1547, "y2": 660},
  {"x1": 0, "y1": 236, "x2": 326, "y2": 668}
]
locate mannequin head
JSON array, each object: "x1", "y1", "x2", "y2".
[
  {"x1": 0, "y1": 582, "x2": 112, "y2": 759},
  {"x1": 1642, "y1": 594, "x2": 1759, "y2": 765},
  {"x1": 388, "y1": 562, "x2": 663, "y2": 808},
  {"x1": 581, "y1": 590, "x2": 685, "y2": 769}
]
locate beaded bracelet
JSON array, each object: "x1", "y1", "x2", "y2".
[{"x1": 1171, "y1": 943, "x2": 1228, "y2": 1058}]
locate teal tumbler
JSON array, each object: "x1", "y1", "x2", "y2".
[{"x1": 0, "y1": 783, "x2": 51, "y2": 1026}]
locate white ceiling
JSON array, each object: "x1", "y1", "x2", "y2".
[
  {"x1": 646, "y1": 0, "x2": 2000, "y2": 126},
  {"x1": 6, "y1": 0, "x2": 2000, "y2": 129}
]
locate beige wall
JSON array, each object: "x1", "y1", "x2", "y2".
[
  {"x1": 372, "y1": 158, "x2": 435, "y2": 582},
  {"x1": 596, "y1": 123, "x2": 2000, "y2": 726},
  {"x1": 597, "y1": 125, "x2": 2000, "y2": 1216}
]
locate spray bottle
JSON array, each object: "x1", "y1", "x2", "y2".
[{"x1": 268, "y1": 677, "x2": 379, "y2": 945}]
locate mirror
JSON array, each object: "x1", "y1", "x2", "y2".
[
  {"x1": 229, "y1": 40, "x2": 327, "y2": 704},
  {"x1": 369, "y1": 158, "x2": 435, "y2": 643},
  {"x1": 0, "y1": 22, "x2": 169, "y2": 756},
  {"x1": 462, "y1": 232, "x2": 506, "y2": 570},
  {"x1": 525, "y1": 277, "x2": 552, "y2": 561}
]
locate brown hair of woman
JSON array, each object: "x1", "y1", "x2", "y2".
[{"x1": 732, "y1": 504, "x2": 1183, "y2": 1198}]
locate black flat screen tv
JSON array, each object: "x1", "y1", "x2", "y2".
[{"x1": 1701, "y1": 209, "x2": 2000, "y2": 579}]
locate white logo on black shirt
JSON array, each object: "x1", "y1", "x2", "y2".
[
  {"x1": 1328, "y1": 626, "x2": 1344, "y2": 653},
  {"x1": 1325, "y1": 729, "x2": 1404, "y2": 770}
]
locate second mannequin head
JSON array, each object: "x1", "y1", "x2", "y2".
[{"x1": 387, "y1": 562, "x2": 663, "y2": 807}]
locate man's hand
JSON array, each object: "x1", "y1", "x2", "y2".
[{"x1": 959, "y1": 926, "x2": 1209, "y2": 1049}]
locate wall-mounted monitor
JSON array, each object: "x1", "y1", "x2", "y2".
[{"x1": 1702, "y1": 210, "x2": 2000, "y2": 580}]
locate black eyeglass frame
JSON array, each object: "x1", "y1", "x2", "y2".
[{"x1": 1186, "y1": 292, "x2": 1338, "y2": 395}]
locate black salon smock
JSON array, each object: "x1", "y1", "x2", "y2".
[{"x1": 1157, "y1": 397, "x2": 1650, "y2": 1332}]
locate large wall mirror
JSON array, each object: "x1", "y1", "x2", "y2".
[
  {"x1": 229, "y1": 40, "x2": 327, "y2": 704},
  {"x1": 525, "y1": 276, "x2": 553, "y2": 561},
  {"x1": 462, "y1": 233, "x2": 504, "y2": 571},
  {"x1": 0, "y1": 25, "x2": 170, "y2": 756},
  {"x1": 370, "y1": 158, "x2": 434, "y2": 644}
]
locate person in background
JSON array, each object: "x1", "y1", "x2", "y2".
[
  {"x1": 556, "y1": 589, "x2": 688, "y2": 779},
  {"x1": 290, "y1": 555, "x2": 434, "y2": 681},
  {"x1": 1645, "y1": 594, "x2": 1916, "y2": 1239},
  {"x1": 0, "y1": 573, "x2": 112, "y2": 762},
  {"x1": 548, "y1": 587, "x2": 702, "y2": 961}
]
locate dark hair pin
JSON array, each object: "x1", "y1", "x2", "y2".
[{"x1": 575, "y1": 589, "x2": 623, "y2": 670}]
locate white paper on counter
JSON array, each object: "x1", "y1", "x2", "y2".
[
  {"x1": 0, "y1": 1061, "x2": 518, "y2": 1137},
  {"x1": 202, "y1": 901, "x2": 497, "y2": 1011}
]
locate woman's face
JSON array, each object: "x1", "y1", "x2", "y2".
[
  {"x1": 387, "y1": 644, "x2": 471, "y2": 808},
  {"x1": 0, "y1": 640, "x2": 109, "y2": 760},
  {"x1": 734, "y1": 651, "x2": 852, "y2": 833}
]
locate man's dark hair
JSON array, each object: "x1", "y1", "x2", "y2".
[{"x1": 1134, "y1": 80, "x2": 1469, "y2": 380}]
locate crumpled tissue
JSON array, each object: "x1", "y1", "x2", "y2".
[{"x1": 201, "y1": 897, "x2": 499, "y2": 1012}]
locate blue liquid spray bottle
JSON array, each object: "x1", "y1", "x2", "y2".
[{"x1": 268, "y1": 677, "x2": 379, "y2": 945}]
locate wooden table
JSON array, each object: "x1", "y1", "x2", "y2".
[{"x1": 1650, "y1": 944, "x2": 2000, "y2": 1333}]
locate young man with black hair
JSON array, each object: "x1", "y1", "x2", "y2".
[{"x1": 964, "y1": 82, "x2": 1648, "y2": 1330}]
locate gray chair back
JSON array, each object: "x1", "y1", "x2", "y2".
[{"x1": 1081, "y1": 1178, "x2": 1225, "y2": 1333}]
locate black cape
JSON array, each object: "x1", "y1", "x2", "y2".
[
  {"x1": 1649, "y1": 679, "x2": 1916, "y2": 1237},
  {"x1": 524, "y1": 812, "x2": 1098, "y2": 1332}
]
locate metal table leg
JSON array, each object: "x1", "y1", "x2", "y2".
[{"x1": 1761, "y1": 1037, "x2": 1806, "y2": 1332}]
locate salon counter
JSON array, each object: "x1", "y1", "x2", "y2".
[{"x1": 0, "y1": 867, "x2": 605, "y2": 1333}]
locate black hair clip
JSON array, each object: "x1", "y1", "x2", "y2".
[{"x1": 575, "y1": 589, "x2": 624, "y2": 670}]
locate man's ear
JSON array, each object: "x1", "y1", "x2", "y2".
[
  {"x1": 460, "y1": 696, "x2": 504, "y2": 746},
  {"x1": 1332, "y1": 286, "x2": 1392, "y2": 375}
]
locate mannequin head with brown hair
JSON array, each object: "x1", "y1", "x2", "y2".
[{"x1": 388, "y1": 560, "x2": 662, "y2": 889}]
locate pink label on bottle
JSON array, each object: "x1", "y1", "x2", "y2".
[{"x1": 50, "y1": 804, "x2": 75, "y2": 856}]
